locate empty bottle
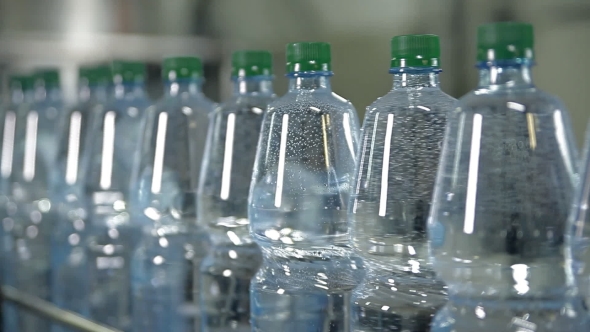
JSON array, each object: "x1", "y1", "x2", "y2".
[
  {"x1": 249, "y1": 42, "x2": 363, "y2": 332},
  {"x1": 84, "y1": 61, "x2": 151, "y2": 330},
  {"x1": 428, "y1": 22, "x2": 588, "y2": 331},
  {"x1": 130, "y1": 56, "x2": 215, "y2": 332},
  {"x1": 50, "y1": 65, "x2": 111, "y2": 331},
  {"x1": 199, "y1": 50, "x2": 274, "y2": 331},
  {"x1": 10, "y1": 68, "x2": 66, "y2": 331},
  {"x1": 1, "y1": 74, "x2": 34, "y2": 332},
  {"x1": 350, "y1": 34, "x2": 453, "y2": 332}
]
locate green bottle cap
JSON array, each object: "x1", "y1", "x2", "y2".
[
  {"x1": 477, "y1": 22, "x2": 534, "y2": 62},
  {"x1": 80, "y1": 65, "x2": 111, "y2": 86},
  {"x1": 9, "y1": 75, "x2": 34, "y2": 91},
  {"x1": 286, "y1": 42, "x2": 331, "y2": 73},
  {"x1": 34, "y1": 69, "x2": 60, "y2": 88},
  {"x1": 111, "y1": 60, "x2": 146, "y2": 84},
  {"x1": 231, "y1": 51, "x2": 272, "y2": 77},
  {"x1": 390, "y1": 34, "x2": 440, "y2": 69},
  {"x1": 162, "y1": 56, "x2": 203, "y2": 81}
]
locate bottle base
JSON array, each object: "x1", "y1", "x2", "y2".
[
  {"x1": 431, "y1": 296, "x2": 590, "y2": 332},
  {"x1": 351, "y1": 274, "x2": 447, "y2": 332}
]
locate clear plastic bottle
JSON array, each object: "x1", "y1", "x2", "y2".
[
  {"x1": 83, "y1": 61, "x2": 152, "y2": 330},
  {"x1": 9, "y1": 68, "x2": 66, "y2": 331},
  {"x1": 249, "y1": 42, "x2": 363, "y2": 332},
  {"x1": 198, "y1": 50, "x2": 274, "y2": 332},
  {"x1": 130, "y1": 56, "x2": 215, "y2": 332},
  {"x1": 568, "y1": 123, "x2": 590, "y2": 309},
  {"x1": 428, "y1": 22, "x2": 588, "y2": 331},
  {"x1": 350, "y1": 35, "x2": 454, "y2": 331},
  {"x1": 0, "y1": 74, "x2": 35, "y2": 332},
  {"x1": 49, "y1": 65, "x2": 111, "y2": 332},
  {"x1": 0, "y1": 75, "x2": 34, "y2": 284}
]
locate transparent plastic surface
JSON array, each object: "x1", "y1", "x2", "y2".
[
  {"x1": 350, "y1": 70, "x2": 454, "y2": 331},
  {"x1": 569, "y1": 123, "x2": 590, "y2": 307},
  {"x1": 82, "y1": 83, "x2": 151, "y2": 331},
  {"x1": 198, "y1": 77, "x2": 272, "y2": 331},
  {"x1": 0, "y1": 87, "x2": 31, "y2": 284},
  {"x1": 130, "y1": 80, "x2": 214, "y2": 332},
  {"x1": 428, "y1": 62, "x2": 588, "y2": 331},
  {"x1": 9, "y1": 86, "x2": 65, "y2": 332},
  {"x1": 0, "y1": 87, "x2": 33, "y2": 332},
  {"x1": 50, "y1": 84, "x2": 109, "y2": 332},
  {"x1": 249, "y1": 74, "x2": 363, "y2": 332}
]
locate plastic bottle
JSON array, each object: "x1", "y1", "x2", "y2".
[
  {"x1": 50, "y1": 65, "x2": 111, "y2": 332},
  {"x1": 249, "y1": 42, "x2": 363, "y2": 332},
  {"x1": 198, "y1": 50, "x2": 274, "y2": 331},
  {"x1": 568, "y1": 123, "x2": 590, "y2": 311},
  {"x1": 0, "y1": 75, "x2": 34, "y2": 284},
  {"x1": 130, "y1": 56, "x2": 215, "y2": 332},
  {"x1": 84, "y1": 61, "x2": 151, "y2": 330},
  {"x1": 428, "y1": 22, "x2": 588, "y2": 331},
  {"x1": 0, "y1": 74, "x2": 35, "y2": 332},
  {"x1": 350, "y1": 34, "x2": 454, "y2": 331},
  {"x1": 10, "y1": 68, "x2": 65, "y2": 332}
]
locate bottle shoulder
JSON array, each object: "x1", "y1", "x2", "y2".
[
  {"x1": 365, "y1": 88, "x2": 456, "y2": 116},
  {"x1": 31, "y1": 98, "x2": 65, "y2": 110},
  {"x1": 105, "y1": 96, "x2": 153, "y2": 114},
  {"x1": 155, "y1": 94, "x2": 216, "y2": 114},
  {"x1": 215, "y1": 94, "x2": 277, "y2": 115},
  {"x1": 456, "y1": 86, "x2": 567, "y2": 115},
  {"x1": 269, "y1": 90, "x2": 356, "y2": 114}
]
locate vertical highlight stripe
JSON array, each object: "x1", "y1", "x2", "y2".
[
  {"x1": 378, "y1": 114, "x2": 394, "y2": 217},
  {"x1": 343, "y1": 113, "x2": 355, "y2": 158},
  {"x1": 1, "y1": 111, "x2": 16, "y2": 178},
  {"x1": 220, "y1": 113, "x2": 236, "y2": 200},
  {"x1": 23, "y1": 111, "x2": 39, "y2": 182},
  {"x1": 274, "y1": 114, "x2": 289, "y2": 208},
  {"x1": 463, "y1": 114, "x2": 483, "y2": 234},
  {"x1": 65, "y1": 111, "x2": 82, "y2": 185},
  {"x1": 100, "y1": 111, "x2": 116, "y2": 190},
  {"x1": 151, "y1": 112, "x2": 169, "y2": 193}
]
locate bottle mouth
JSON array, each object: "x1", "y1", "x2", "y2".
[
  {"x1": 389, "y1": 67, "x2": 442, "y2": 74},
  {"x1": 285, "y1": 70, "x2": 333, "y2": 78}
]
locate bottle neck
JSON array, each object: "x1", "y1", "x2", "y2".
[
  {"x1": 113, "y1": 82, "x2": 146, "y2": 99},
  {"x1": 232, "y1": 76, "x2": 274, "y2": 95},
  {"x1": 164, "y1": 80, "x2": 204, "y2": 98},
  {"x1": 390, "y1": 70, "x2": 440, "y2": 90},
  {"x1": 34, "y1": 86, "x2": 62, "y2": 103},
  {"x1": 477, "y1": 60, "x2": 534, "y2": 88},
  {"x1": 288, "y1": 74, "x2": 332, "y2": 92},
  {"x1": 78, "y1": 84, "x2": 110, "y2": 103}
]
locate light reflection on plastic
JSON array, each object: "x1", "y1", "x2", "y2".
[
  {"x1": 463, "y1": 114, "x2": 483, "y2": 234},
  {"x1": 100, "y1": 111, "x2": 116, "y2": 190},
  {"x1": 1, "y1": 111, "x2": 16, "y2": 179},
  {"x1": 343, "y1": 112, "x2": 355, "y2": 158},
  {"x1": 151, "y1": 112, "x2": 169, "y2": 193},
  {"x1": 379, "y1": 114, "x2": 394, "y2": 217},
  {"x1": 65, "y1": 111, "x2": 82, "y2": 185},
  {"x1": 23, "y1": 111, "x2": 39, "y2": 181},
  {"x1": 274, "y1": 114, "x2": 289, "y2": 207},
  {"x1": 220, "y1": 113, "x2": 236, "y2": 200}
]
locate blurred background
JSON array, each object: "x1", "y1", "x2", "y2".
[{"x1": 0, "y1": 0, "x2": 589, "y2": 142}]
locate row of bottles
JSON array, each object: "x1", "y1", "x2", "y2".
[{"x1": 0, "y1": 20, "x2": 588, "y2": 332}]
